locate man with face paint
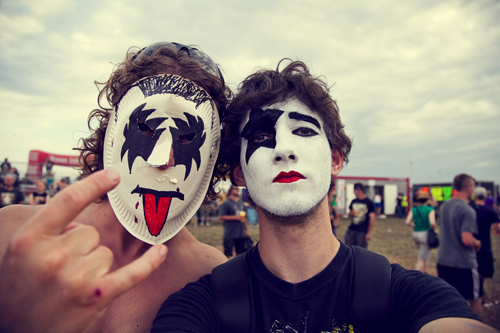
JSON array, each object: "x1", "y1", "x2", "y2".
[
  {"x1": 152, "y1": 61, "x2": 497, "y2": 333},
  {"x1": 0, "y1": 43, "x2": 229, "y2": 333}
]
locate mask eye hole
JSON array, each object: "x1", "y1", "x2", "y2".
[
  {"x1": 179, "y1": 132, "x2": 196, "y2": 144},
  {"x1": 137, "y1": 120, "x2": 154, "y2": 137}
]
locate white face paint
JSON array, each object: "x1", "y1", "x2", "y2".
[
  {"x1": 104, "y1": 75, "x2": 220, "y2": 244},
  {"x1": 240, "y1": 98, "x2": 331, "y2": 216}
]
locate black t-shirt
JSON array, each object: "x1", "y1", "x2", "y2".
[
  {"x1": 32, "y1": 192, "x2": 48, "y2": 205},
  {"x1": 472, "y1": 203, "x2": 500, "y2": 253},
  {"x1": 152, "y1": 243, "x2": 478, "y2": 333},
  {"x1": 0, "y1": 187, "x2": 24, "y2": 208},
  {"x1": 348, "y1": 197, "x2": 375, "y2": 233}
]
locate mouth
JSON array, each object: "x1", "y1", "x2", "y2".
[
  {"x1": 272, "y1": 171, "x2": 305, "y2": 184},
  {"x1": 131, "y1": 186, "x2": 184, "y2": 236}
]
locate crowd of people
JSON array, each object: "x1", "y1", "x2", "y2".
[
  {"x1": 0, "y1": 158, "x2": 74, "y2": 209},
  {"x1": 0, "y1": 42, "x2": 498, "y2": 333}
]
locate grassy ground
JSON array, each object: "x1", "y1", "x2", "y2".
[{"x1": 186, "y1": 216, "x2": 500, "y2": 329}]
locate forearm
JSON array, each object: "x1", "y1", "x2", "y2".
[
  {"x1": 367, "y1": 214, "x2": 375, "y2": 234},
  {"x1": 419, "y1": 317, "x2": 498, "y2": 332},
  {"x1": 405, "y1": 211, "x2": 413, "y2": 225},
  {"x1": 218, "y1": 215, "x2": 240, "y2": 221},
  {"x1": 462, "y1": 232, "x2": 481, "y2": 251}
]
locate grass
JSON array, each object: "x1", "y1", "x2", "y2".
[{"x1": 186, "y1": 216, "x2": 500, "y2": 329}]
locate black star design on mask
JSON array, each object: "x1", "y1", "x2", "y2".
[
  {"x1": 121, "y1": 103, "x2": 168, "y2": 173},
  {"x1": 170, "y1": 112, "x2": 206, "y2": 180}
]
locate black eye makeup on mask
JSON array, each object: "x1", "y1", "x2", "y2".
[{"x1": 121, "y1": 103, "x2": 168, "y2": 173}]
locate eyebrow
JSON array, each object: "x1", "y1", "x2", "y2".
[{"x1": 288, "y1": 111, "x2": 321, "y2": 130}]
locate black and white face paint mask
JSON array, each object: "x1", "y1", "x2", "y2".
[
  {"x1": 104, "y1": 75, "x2": 220, "y2": 244},
  {"x1": 239, "y1": 98, "x2": 331, "y2": 217}
]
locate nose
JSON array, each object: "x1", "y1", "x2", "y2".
[
  {"x1": 273, "y1": 130, "x2": 297, "y2": 164},
  {"x1": 146, "y1": 132, "x2": 175, "y2": 169},
  {"x1": 156, "y1": 148, "x2": 175, "y2": 170}
]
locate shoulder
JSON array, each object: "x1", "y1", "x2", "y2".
[
  {"x1": 0, "y1": 205, "x2": 40, "y2": 258},
  {"x1": 166, "y1": 228, "x2": 227, "y2": 277},
  {"x1": 424, "y1": 205, "x2": 434, "y2": 213},
  {"x1": 219, "y1": 199, "x2": 231, "y2": 208}
]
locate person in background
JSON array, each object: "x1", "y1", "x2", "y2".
[
  {"x1": 437, "y1": 173, "x2": 482, "y2": 315},
  {"x1": 0, "y1": 175, "x2": 24, "y2": 209},
  {"x1": 374, "y1": 193, "x2": 382, "y2": 215},
  {"x1": 484, "y1": 190, "x2": 494, "y2": 208},
  {"x1": 470, "y1": 186, "x2": 500, "y2": 316},
  {"x1": 401, "y1": 194, "x2": 408, "y2": 215},
  {"x1": 345, "y1": 183, "x2": 375, "y2": 249},
  {"x1": 395, "y1": 193, "x2": 404, "y2": 218},
  {"x1": 28, "y1": 180, "x2": 50, "y2": 205},
  {"x1": 0, "y1": 158, "x2": 11, "y2": 175},
  {"x1": 405, "y1": 191, "x2": 437, "y2": 273},
  {"x1": 328, "y1": 181, "x2": 339, "y2": 236},
  {"x1": 218, "y1": 186, "x2": 248, "y2": 258}
]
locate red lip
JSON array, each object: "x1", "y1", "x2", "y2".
[{"x1": 273, "y1": 171, "x2": 305, "y2": 183}]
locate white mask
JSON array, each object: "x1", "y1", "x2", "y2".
[
  {"x1": 240, "y1": 98, "x2": 331, "y2": 216},
  {"x1": 104, "y1": 74, "x2": 220, "y2": 244}
]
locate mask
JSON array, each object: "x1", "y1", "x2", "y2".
[{"x1": 104, "y1": 74, "x2": 220, "y2": 244}]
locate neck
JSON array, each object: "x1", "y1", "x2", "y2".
[
  {"x1": 455, "y1": 191, "x2": 470, "y2": 202},
  {"x1": 78, "y1": 200, "x2": 152, "y2": 264},
  {"x1": 256, "y1": 197, "x2": 340, "y2": 284},
  {"x1": 475, "y1": 199, "x2": 485, "y2": 206},
  {"x1": 4, "y1": 185, "x2": 13, "y2": 191}
]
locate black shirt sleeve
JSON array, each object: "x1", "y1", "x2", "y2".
[{"x1": 390, "y1": 264, "x2": 480, "y2": 333}]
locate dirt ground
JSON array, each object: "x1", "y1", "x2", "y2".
[{"x1": 187, "y1": 215, "x2": 500, "y2": 329}]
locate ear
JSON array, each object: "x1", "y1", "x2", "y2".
[
  {"x1": 231, "y1": 163, "x2": 246, "y2": 186},
  {"x1": 331, "y1": 150, "x2": 343, "y2": 177}
]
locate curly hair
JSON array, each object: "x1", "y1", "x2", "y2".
[
  {"x1": 216, "y1": 59, "x2": 352, "y2": 179},
  {"x1": 75, "y1": 44, "x2": 231, "y2": 198}
]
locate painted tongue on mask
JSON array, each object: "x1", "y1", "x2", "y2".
[{"x1": 143, "y1": 194, "x2": 172, "y2": 236}]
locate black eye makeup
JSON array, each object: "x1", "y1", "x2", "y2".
[
  {"x1": 292, "y1": 127, "x2": 318, "y2": 137},
  {"x1": 241, "y1": 108, "x2": 284, "y2": 164}
]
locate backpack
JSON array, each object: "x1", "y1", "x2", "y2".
[{"x1": 212, "y1": 246, "x2": 391, "y2": 333}]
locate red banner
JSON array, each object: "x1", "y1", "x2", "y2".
[{"x1": 27, "y1": 150, "x2": 80, "y2": 179}]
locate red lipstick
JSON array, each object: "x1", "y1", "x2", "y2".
[{"x1": 273, "y1": 171, "x2": 305, "y2": 183}]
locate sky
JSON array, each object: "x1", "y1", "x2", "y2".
[{"x1": 1, "y1": 0, "x2": 499, "y2": 186}]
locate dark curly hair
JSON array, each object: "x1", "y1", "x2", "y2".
[
  {"x1": 217, "y1": 59, "x2": 352, "y2": 180},
  {"x1": 75, "y1": 43, "x2": 231, "y2": 198}
]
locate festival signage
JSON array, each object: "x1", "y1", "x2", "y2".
[{"x1": 27, "y1": 150, "x2": 80, "y2": 179}]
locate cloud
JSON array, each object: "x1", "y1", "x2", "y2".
[{"x1": 0, "y1": 0, "x2": 499, "y2": 184}]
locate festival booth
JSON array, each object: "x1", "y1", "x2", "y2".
[
  {"x1": 412, "y1": 180, "x2": 496, "y2": 212},
  {"x1": 334, "y1": 176, "x2": 410, "y2": 216}
]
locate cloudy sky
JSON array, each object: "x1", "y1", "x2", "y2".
[{"x1": 1, "y1": 0, "x2": 499, "y2": 186}]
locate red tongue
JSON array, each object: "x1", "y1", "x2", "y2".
[{"x1": 144, "y1": 194, "x2": 172, "y2": 236}]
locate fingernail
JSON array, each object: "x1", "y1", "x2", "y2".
[
  {"x1": 105, "y1": 169, "x2": 120, "y2": 183},
  {"x1": 158, "y1": 245, "x2": 167, "y2": 259}
]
